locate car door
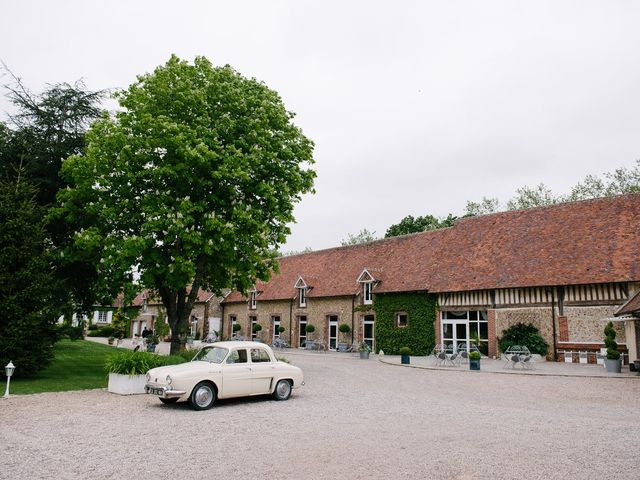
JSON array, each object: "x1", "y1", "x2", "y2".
[
  {"x1": 221, "y1": 348, "x2": 253, "y2": 398},
  {"x1": 249, "y1": 347, "x2": 276, "y2": 394}
]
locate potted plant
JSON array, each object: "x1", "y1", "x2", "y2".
[
  {"x1": 232, "y1": 323, "x2": 242, "y2": 337},
  {"x1": 338, "y1": 323, "x2": 350, "y2": 351},
  {"x1": 105, "y1": 350, "x2": 157, "y2": 395},
  {"x1": 603, "y1": 321, "x2": 622, "y2": 373},
  {"x1": 469, "y1": 350, "x2": 481, "y2": 370},
  {"x1": 277, "y1": 326, "x2": 285, "y2": 336},
  {"x1": 358, "y1": 342, "x2": 371, "y2": 359},
  {"x1": 108, "y1": 336, "x2": 115, "y2": 345},
  {"x1": 252, "y1": 323, "x2": 263, "y2": 341},
  {"x1": 146, "y1": 334, "x2": 159, "y2": 352},
  {"x1": 399, "y1": 346, "x2": 411, "y2": 364}
]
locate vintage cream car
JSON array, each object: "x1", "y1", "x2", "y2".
[{"x1": 145, "y1": 341, "x2": 304, "y2": 410}]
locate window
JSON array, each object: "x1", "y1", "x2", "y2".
[
  {"x1": 226, "y1": 349, "x2": 248, "y2": 364},
  {"x1": 249, "y1": 291, "x2": 257, "y2": 309},
  {"x1": 250, "y1": 315, "x2": 258, "y2": 340},
  {"x1": 396, "y1": 312, "x2": 408, "y2": 328},
  {"x1": 363, "y1": 282, "x2": 373, "y2": 305},
  {"x1": 299, "y1": 287, "x2": 306, "y2": 307},
  {"x1": 230, "y1": 315, "x2": 237, "y2": 337},
  {"x1": 251, "y1": 348, "x2": 271, "y2": 363},
  {"x1": 97, "y1": 311, "x2": 108, "y2": 323}
]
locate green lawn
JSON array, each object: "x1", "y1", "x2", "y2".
[{"x1": 0, "y1": 339, "x2": 118, "y2": 395}]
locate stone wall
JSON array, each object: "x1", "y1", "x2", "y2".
[{"x1": 563, "y1": 305, "x2": 625, "y2": 343}]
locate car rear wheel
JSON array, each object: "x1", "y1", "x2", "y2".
[
  {"x1": 273, "y1": 379, "x2": 292, "y2": 401},
  {"x1": 189, "y1": 382, "x2": 216, "y2": 410},
  {"x1": 159, "y1": 397, "x2": 178, "y2": 405}
]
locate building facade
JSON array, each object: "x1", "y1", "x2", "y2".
[{"x1": 223, "y1": 194, "x2": 640, "y2": 362}]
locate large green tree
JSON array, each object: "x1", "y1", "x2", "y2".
[
  {"x1": 384, "y1": 214, "x2": 456, "y2": 238},
  {"x1": 0, "y1": 177, "x2": 57, "y2": 377},
  {"x1": 53, "y1": 56, "x2": 315, "y2": 354}
]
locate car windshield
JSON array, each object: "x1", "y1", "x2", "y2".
[{"x1": 192, "y1": 346, "x2": 228, "y2": 364}]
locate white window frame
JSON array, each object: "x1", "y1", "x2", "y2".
[
  {"x1": 97, "y1": 311, "x2": 109, "y2": 323},
  {"x1": 396, "y1": 312, "x2": 408, "y2": 328},
  {"x1": 363, "y1": 282, "x2": 373, "y2": 305},
  {"x1": 249, "y1": 291, "x2": 257, "y2": 310},
  {"x1": 299, "y1": 287, "x2": 306, "y2": 308}
]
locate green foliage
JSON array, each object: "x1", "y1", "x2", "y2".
[
  {"x1": 87, "y1": 325, "x2": 115, "y2": 337},
  {"x1": 305, "y1": 324, "x2": 315, "y2": 333},
  {"x1": 341, "y1": 228, "x2": 377, "y2": 245},
  {"x1": 154, "y1": 316, "x2": 170, "y2": 339},
  {"x1": 178, "y1": 349, "x2": 198, "y2": 362},
  {"x1": 104, "y1": 350, "x2": 187, "y2": 375},
  {"x1": 604, "y1": 321, "x2": 620, "y2": 360},
  {"x1": 469, "y1": 351, "x2": 481, "y2": 360},
  {"x1": 87, "y1": 324, "x2": 99, "y2": 331},
  {"x1": 385, "y1": 214, "x2": 456, "y2": 238},
  {"x1": 357, "y1": 342, "x2": 372, "y2": 352},
  {"x1": 0, "y1": 178, "x2": 57, "y2": 377},
  {"x1": 374, "y1": 293, "x2": 436, "y2": 355},
  {"x1": 52, "y1": 55, "x2": 315, "y2": 355},
  {"x1": 252, "y1": 323, "x2": 263, "y2": 333},
  {"x1": 232, "y1": 323, "x2": 242, "y2": 333},
  {"x1": 399, "y1": 346, "x2": 412, "y2": 355},
  {"x1": 568, "y1": 160, "x2": 640, "y2": 200},
  {"x1": 277, "y1": 326, "x2": 285, "y2": 334},
  {"x1": 498, "y1": 323, "x2": 548, "y2": 355},
  {"x1": 338, "y1": 323, "x2": 350, "y2": 333},
  {"x1": 464, "y1": 197, "x2": 501, "y2": 217},
  {"x1": 506, "y1": 183, "x2": 558, "y2": 210}
]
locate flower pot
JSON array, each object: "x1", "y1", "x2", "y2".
[
  {"x1": 401, "y1": 354, "x2": 410, "y2": 365},
  {"x1": 107, "y1": 373, "x2": 147, "y2": 395},
  {"x1": 359, "y1": 351, "x2": 370, "y2": 359},
  {"x1": 604, "y1": 358, "x2": 621, "y2": 373},
  {"x1": 469, "y1": 358, "x2": 481, "y2": 371},
  {"x1": 146, "y1": 344, "x2": 157, "y2": 353}
]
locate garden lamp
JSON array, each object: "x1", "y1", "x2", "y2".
[{"x1": 4, "y1": 361, "x2": 15, "y2": 398}]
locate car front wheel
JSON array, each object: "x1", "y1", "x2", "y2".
[
  {"x1": 189, "y1": 382, "x2": 216, "y2": 410},
  {"x1": 273, "y1": 379, "x2": 292, "y2": 401}
]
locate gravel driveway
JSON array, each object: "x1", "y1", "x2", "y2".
[{"x1": 1, "y1": 352, "x2": 638, "y2": 480}]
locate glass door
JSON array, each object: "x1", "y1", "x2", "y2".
[
  {"x1": 363, "y1": 315, "x2": 375, "y2": 351},
  {"x1": 272, "y1": 316, "x2": 281, "y2": 343},
  {"x1": 298, "y1": 316, "x2": 307, "y2": 348},
  {"x1": 328, "y1": 315, "x2": 338, "y2": 350},
  {"x1": 441, "y1": 311, "x2": 488, "y2": 354}
]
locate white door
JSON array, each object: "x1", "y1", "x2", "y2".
[
  {"x1": 328, "y1": 316, "x2": 338, "y2": 350},
  {"x1": 209, "y1": 317, "x2": 221, "y2": 334},
  {"x1": 131, "y1": 320, "x2": 138, "y2": 337}
]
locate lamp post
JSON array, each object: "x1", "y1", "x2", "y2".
[{"x1": 4, "y1": 361, "x2": 15, "y2": 398}]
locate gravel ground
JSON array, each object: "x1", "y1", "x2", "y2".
[{"x1": 1, "y1": 352, "x2": 638, "y2": 480}]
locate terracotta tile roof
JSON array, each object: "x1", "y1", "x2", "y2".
[
  {"x1": 615, "y1": 290, "x2": 640, "y2": 316},
  {"x1": 223, "y1": 193, "x2": 640, "y2": 303}
]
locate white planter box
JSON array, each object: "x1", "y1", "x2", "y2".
[{"x1": 108, "y1": 373, "x2": 147, "y2": 395}]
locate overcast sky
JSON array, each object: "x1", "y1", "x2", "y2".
[{"x1": 2, "y1": 1, "x2": 640, "y2": 252}]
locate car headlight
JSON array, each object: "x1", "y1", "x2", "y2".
[
  {"x1": 166, "y1": 375, "x2": 172, "y2": 385},
  {"x1": 146, "y1": 372, "x2": 151, "y2": 382}
]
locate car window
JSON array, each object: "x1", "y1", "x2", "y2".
[
  {"x1": 226, "y1": 349, "x2": 248, "y2": 364},
  {"x1": 193, "y1": 346, "x2": 228, "y2": 364},
  {"x1": 250, "y1": 348, "x2": 271, "y2": 363}
]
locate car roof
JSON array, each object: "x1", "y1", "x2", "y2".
[{"x1": 210, "y1": 341, "x2": 271, "y2": 349}]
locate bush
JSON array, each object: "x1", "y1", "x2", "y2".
[
  {"x1": 604, "y1": 321, "x2": 620, "y2": 360},
  {"x1": 338, "y1": 323, "x2": 351, "y2": 333},
  {"x1": 178, "y1": 349, "x2": 198, "y2": 362},
  {"x1": 68, "y1": 326, "x2": 84, "y2": 341},
  {"x1": 252, "y1": 323, "x2": 263, "y2": 333},
  {"x1": 469, "y1": 351, "x2": 481, "y2": 360},
  {"x1": 498, "y1": 323, "x2": 548, "y2": 355},
  {"x1": 305, "y1": 324, "x2": 315, "y2": 333},
  {"x1": 277, "y1": 326, "x2": 285, "y2": 334},
  {"x1": 87, "y1": 324, "x2": 99, "y2": 331},
  {"x1": 105, "y1": 350, "x2": 188, "y2": 375},
  {"x1": 357, "y1": 342, "x2": 371, "y2": 352},
  {"x1": 399, "y1": 346, "x2": 412, "y2": 355}
]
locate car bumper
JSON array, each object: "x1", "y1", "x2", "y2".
[{"x1": 145, "y1": 384, "x2": 186, "y2": 398}]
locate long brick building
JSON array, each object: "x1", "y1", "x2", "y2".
[{"x1": 222, "y1": 194, "x2": 640, "y2": 363}]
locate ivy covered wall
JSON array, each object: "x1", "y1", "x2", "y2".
[{"x1": 374, "y1": 292, "x2": 437, "y2": 355}]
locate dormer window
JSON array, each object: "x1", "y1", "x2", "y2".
[
  {"x1": 357, "y1": 268, "x2": 376, "y2": 306},
  {"x1": 249, "y1": 291, "x2": 257, "y2": 309},
  {"x1": 299, "y1": 287, "x2": 307, "y2": 308},
  {"x1": 294, "y1": 276, "x2": 309, "y2": 308},
  {"x1": 363, "y1": 282, "x2": 373, "y2": 305}
]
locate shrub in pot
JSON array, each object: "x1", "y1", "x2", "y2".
[
  {"x1": 277, "y1": 326, "x2": 285, "y2": 335},
  {"x1": 469, "y1": 350, "x2": 481, "y2": 371},
  {"x1": 399, "y1": 346, "x2": 412, "y2": 365},
  {"x1": 146, "y1": 334, "x2": 160, "y2": 352},
  {"x1": 358, "y1": 342, "x2": 371, "y2": 359},
  {"x1": 108, "y1": 336, "x2": 115, "y2": 345},
  {"x1": 603, "y1": 321, "x2": 621, "y2": 373},
  {"x1": 252, "y1": 323, "x2": 263, "y2": 341}
]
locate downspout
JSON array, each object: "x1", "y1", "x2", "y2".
[
  {"x1": 550, "y1": 286, "x2": 558, "y2": 361},
  {"x1": 351, "y1": 295, "x2": 356, "y2": 345},
  {"x1": 289, "y1": 298, "x2": 293, "y2": 346},
  {"x1": 220, "y1": 301, "x2": 225, "y2": 340}
]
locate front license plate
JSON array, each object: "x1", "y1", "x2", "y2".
[{"x1": 149, "y1": 388, "x2": 164, "y2": 396}]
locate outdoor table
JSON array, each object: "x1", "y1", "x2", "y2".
[{"x1": 503, "y1": 345, "x2": 533, "y2": 369}]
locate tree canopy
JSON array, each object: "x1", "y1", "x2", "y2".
[
  {"x1": 384, "y1": 214, "x2": 456, "y2": 238},
  {"x1": 341, "y1": 228, "x2": 378, "y2": 245},
  {"x1": 52, "y1": 55, "x2": 315, "y2": 353}
]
